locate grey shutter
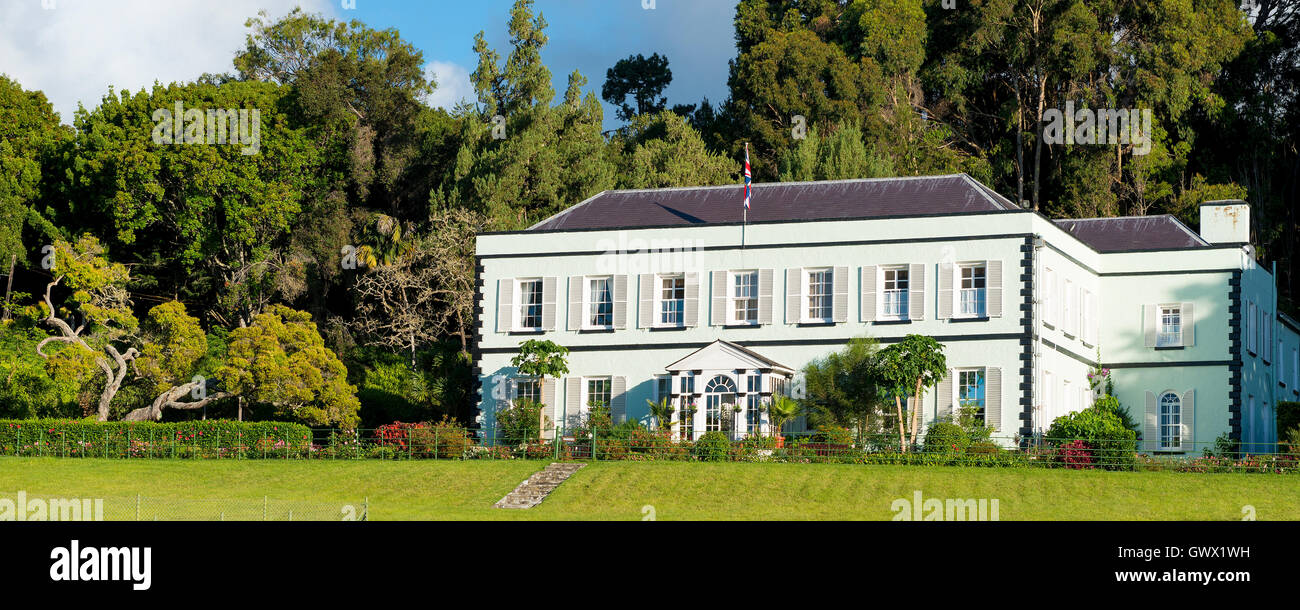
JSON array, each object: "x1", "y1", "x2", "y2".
[
  {"x1": 987, "y1": 260, "x2": 1003, "y2": 318},
  {"x1": 909, "y1": 263, "x2": 925, "y2": 320},
  {"x1": 496, "y1": 278, "x2": 514, "y2": 333},
  {"x1": 938, "y1": 263, "x2": 953, "y2": 319},
  {"x1": 1181, "y1": 390, "x2": 1195, "y2": 452},
  {"x1": 1143, "y1": 391, "x2": 1158, "y2": 452},
  {"x1": 758, "y1": 269, "x2": 774, "y2": 325},
  {"x1": 638, "y1": 274, "x2": 654, "y2": 328},
  {"x1": 613, "y1": 274, "x2": 628, "y2": 329},
  {"x1": 611, "y1": 376, "x2": 628, "y2": 424},
  {"x1": 1182, "y1": 302, "x2": 1195, "y2": 347},
  {"x1": 541, "y1": 276, "x2": 557, "y2": 330},
  {"x1": 860, "y1": 265, "x2": 877, "y2": 322},
  {"x1": 986, "y1": 367, "x2": 1001, "y2": 432},
  {"x1": 565, "y1": 377, "x2": 581, "y2": 435},
  {"x1": 542, "y1": 378, "x2": 557, "y2": 433},
  {"x1": 936, "y1": 369, "x2": 954, "y2": 421},
  {"x1": 710, "y1": 270, "x2": 727, "y2": 326},
  {"x1": 785, "y1": 268, "x2": 801, "y2": 323},
  {"x1": 832, "y1": 266, "x2": 849, "y2": 323},
  {"x1": 684, "y1": 272, "x2": 700, "y2": 327},
  {"x1": 1144, "y1": 304, "x2": 1158, "y2": 348},
  {"x1": 568, "y1": 276, "x2": 583, "y2": 331}
]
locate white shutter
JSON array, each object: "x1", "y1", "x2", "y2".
[
  {"x1": 833, "y1": 266, "x2": 849, "y2": 323},
  {"x1": 786, "y1": 268, "x2": 801, "y2": 323},
  {"x1": 540, "y1": 277, "x2": 557, "y2": 330},
  {"x1": 568, "y1": 276, "x2": 583, "y2": 331},
  {"x1": 496, "y1": 278, "x2": 515, "y2": 333},
  {"x1": 612, "y1": 274, "x2": 628, "y2": 329},
  {"x1": 542, "y1": 378, "x2": 557, "y2": 432},
  {"x1": 938, "y1": 263, "x2": 953, "y2": 319},
  {"x1": 987, "y1": 260, "x2": 1003, "y2": 318},
  {"x1": 565, "y1": 377, "x2": 581, "y2": 434},
  {"x1": 1086, "y1": 290, "x2": 1098, "y2": 344},
  {"x1": 986, "y1": 367, "x2": 1001, "y2": 432},
  {"x1": 638, "y1": 274, "x2": 654, "y2": 328},
  {"x1": 860, "y1": 265, "x2": 877, "y2": 322},
  {"x1": 1143, "y1": 391, "x2": 1158, "y2": 452},
  {"x1": 710, "y1": 270, "x2": 727, "y2": 326},
  {"x1": 1182, "y1": 302, "x2": 1195, "y2": 347},
  {"x1": 908, "y1": 263, "x2": 925, "y2": 320},
  {"x1": 936, "y1": 369, "x2": 954, "y2": 421},
  {"x1": 758, "y1": 269, "x2": 774, "y2": 325},
  {"x1": 1144, "y1": 305, "x2": 1158, "y2": 348},
  {"x1": 1180, "y1": 389, "x2": 1195, "y2": 452},
  {"x1": 611, "y1": 376, "x2": 628, "y2": 424},
  {"x1": 684, "y1": 272, "x2": 700, "y2": 327},
  {"x1": 1042, "y1": 269, "x2": 1054, "y2": 326}
]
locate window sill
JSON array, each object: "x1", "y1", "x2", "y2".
[
  {"x1": 724, "y1": 323, "x2": 762, "y2": 329},
  {"x1": 1154, "y1": 345, "x2": 1184, "y2": 351},
  {"x1": 797, "y1": 321, "x2": 836, "y2": 327},
  {"x1": 508, "y1": 329, "x2": 545, "y2": 335},
  {"x1": 649, "y1": 325, "x2": 688, "y2": 332},
  {"x1": 1042, "y1": 322, "x2": 1055, "y2": 330},
  {"x1": 578, "y1": 327, "x2": 615, "y2": 334},
  {"x1": 872, "y1": 319, "x2": 912, "y2": 325},
  {"x1": 949, "y1": 316, "x2": 989, "y2": 323}
]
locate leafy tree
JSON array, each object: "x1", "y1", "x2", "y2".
[
  {"x1": 645, "y1": 396, "x2": 675, "y2": 431},
  {"x1": 876, "y1": 334, "x2": 946, "y2": 451},
  {"x1": 801, "y1": 336, "x2": 884, "y2": 437},
  {"x1": 602, "y1": 52, "x2": 673, "y2": 121},
  {"x1": 613, "y1": 110, "x2": 736, "y2": 189},
  {"x1": 778, "y1": 120, "x2": 892, "y2": 181},
  {"x1": 122, "y1": 301, "x2": 231, "y2": 422},
  {"x1": 510, "y1": 339, "x2": 570, "y2": 380},
  {"x1": 0, "y1": 75, "x2": 69, "y2": 271},
  {"x1": 767, "y1": 394, "x2": 802, "y2": 438}
]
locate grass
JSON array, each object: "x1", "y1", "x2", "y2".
[{"x1": 2, "y1": 457, "x2": 1297, "y2": 520}]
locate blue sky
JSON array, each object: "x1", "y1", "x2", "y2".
[{"x1": 0, "y1": 0, "x2": 738, "y2": 132}]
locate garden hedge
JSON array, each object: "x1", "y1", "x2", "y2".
[{"x1": 0, "y1": 419, "x2": 313, "y2": 458}]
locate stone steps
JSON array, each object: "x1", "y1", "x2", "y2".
[{"x1": 493, "y1": 462, "x2": 586, "y2": 509}]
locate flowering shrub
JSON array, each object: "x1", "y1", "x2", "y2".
[
  {"x1": 0, "y1": 419, "x2": 312, "y2": 458},
  {"x1": 1055, "y1": 439, "x2": 1095, "y2": 469}
]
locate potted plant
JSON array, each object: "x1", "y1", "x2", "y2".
[{"x1": 767, "y1": 395, "x2": 801, "y2": 449}]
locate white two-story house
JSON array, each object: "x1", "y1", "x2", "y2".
[{"x1": 473, "y1": 174, "x2": 1295, "y2": 453}]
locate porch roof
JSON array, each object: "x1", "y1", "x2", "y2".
[{"x1": 663, "y1": 340, "x2": 795, "y2": 375}]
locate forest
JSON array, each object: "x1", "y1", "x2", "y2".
[{"x1": 0, "y1": 0, "x2": 1295, "y2": 431}]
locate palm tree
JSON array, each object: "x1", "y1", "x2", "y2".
[
  {"x1": 768, "y1": 395, "x2": 802, "y2": 441},
  {"x1": 645, "y1": 397, "x2": 675, "y2": 431}
]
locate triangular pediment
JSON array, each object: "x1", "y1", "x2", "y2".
[{"x1": 664, "y1": 340, "x2": 794, "y2": 374}]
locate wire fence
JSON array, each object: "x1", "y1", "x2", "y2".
[
  {"x1": 0, "y1": 491, "x2": 367, "y2": 521},
  {"x1": 2, "y1": 423, "x2": 1296, "y2": 474}
]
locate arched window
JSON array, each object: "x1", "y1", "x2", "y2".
[
  {"x1": 704, "y1": 375, "x2": 737, "y2": 433},
  {"x1": 1158, "y1": 392, "x2": 1181, "y2": 450}
]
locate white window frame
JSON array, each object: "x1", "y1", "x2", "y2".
[
  {"x1": 515, "y1": 278, "x2": 543, "y2": 331},
  {"x1": 1158, "y1": 391, "x2": 1182, "y2": 450},
  {"x1": 730, "y1": 270, "x2": 760, "y2": 325},
  {"x1": 953, "y1": 367, "x2": 987, "y2": 423},
  {"x1": 804, "y1": 267, "x2": 834, "y2": 323},
  {"x1": 1247, "y1": 301, "x2": 1256, "y2": 354},
  {"x1": 1061, "y1": 279, "x2": 1074, "y2": 335},
  {"x1": 1042, "y1": 267, "x2": 1055, "y2": 327},
  {"x1": 584, "y1": 376, "x2": 613, "y2": 412},
  {"x1": 1156, "y1": 304, "x2": 1182, "y2": 348},
  {"x1": 512, "y1": 377, "x2": 541, "y2": 407},
  {"x1": 1081, "y1": 288, "x2": 1094, "y2": 344},
  {"x1": 957, "y1": 263, "x2": 987, "y2": 318},
  {"x1": 583, "y1": 275, "x2": 614, "y2": 330},
  {"x1": 879, "y1": 265, "x2": 910, "y2": 321},
  {"x1": 655, "y1": 273, "x2": 686, "y2": 328}
]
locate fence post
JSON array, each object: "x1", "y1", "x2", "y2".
[
  {"x1": 127, "y1": 428, "x2": 131, "y2": 459},
  {"x1": 135, "y1": 494, "x2": 140, "y2": 521},
  {"x1": 39, "y1": 430, "x2": 43, "y2": 458},
  {"x1": 434, "y1": 428, "x2": 440, "y2": 460},
  {"x1": 363, "y1": 497, "x2": 369, "y2": 521},
  {"x1": 215, "y1": 429, "x2": 220, "y2": 460}
]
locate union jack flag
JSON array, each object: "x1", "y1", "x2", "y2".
[{"x1": 743, "y1": 143, "x2": 752, "y2": 210}]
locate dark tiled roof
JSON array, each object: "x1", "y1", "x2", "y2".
[
  {"x1": 528, "y1": 174, "x2": 1017, "y2": 232},
  {"x1": 1053, "y1": 216, "x2": 1208, "y2": 252}
]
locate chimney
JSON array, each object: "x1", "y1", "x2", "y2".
[{"x1": 1199, "y1": 200, "x2": 1250, "y2": 245}]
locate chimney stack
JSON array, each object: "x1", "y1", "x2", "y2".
[{"x1": 1199, "y1": 200, "x2": 1250, "y2": 245}]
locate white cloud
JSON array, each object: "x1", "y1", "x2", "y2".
[
  {"x1": 424, "y1": 60, "x2": 474, "y2": 111},
  {"x1": 0, "y1": 0, "x2": 336, "y2": 125}
]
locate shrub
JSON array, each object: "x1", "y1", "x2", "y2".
[
  {"x1": 409, "y1": 418, "x2": 473, "y2": 459},
  {"x1": 1055, "y1": 439, "x2": 1095, "y2": 469},
  {"x1": 0, "y1": 419, "x2": 312, "y2": 458},
  {"x1": 692, "y1": 431, "x2": 732, "y2": 462},
  {"x1": 815, "y1": 425, "x2": 853, "y2": 445},
  {"x1": 922, "y1": 422, "x2": 970, "y2": 459},
  {"x1": 1046, "y1": 406, "x2": 1137, "y2": 471},
  {"x1": 495, "y1": 398, "x2": 547, "y2": 444}
]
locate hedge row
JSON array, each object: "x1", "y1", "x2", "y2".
[{"x1": 0, "y1": 419, "x2": 313, "y2": 459}]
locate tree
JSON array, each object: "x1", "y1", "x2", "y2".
[
  {"x1": 123, "y1": 301, "x2": 230, "y2": 422},
  {"x1": 613, "y1": 111, "x2": 736, "y2": 189},
  {"x1": 767, "y1": 395, "x2": 802, "y2": 439},
  {"x1": 876, "y1": 334, "x2": 946, "y2": 451},
  {"x1": 645, "y1": 396, "x2": 675, "y2": 431},
  {"x1": 215, "y1": 305, "x2": 361, "y2": 428},
  {"x1": 602, "y1": 52, "x2": 673, "y2": 121},
  {"x1": 508, "y1": 338, "x2": 569, "y2": 435},
  {"x1": 0, "y1": 76, "x2": 68, "y2": 271},
  {"x1": 801, "y1": 336, "x2": 884, "y2": 438},
  {"x1": 777, "y1": 120, "x2": 892, "y2": 182}
]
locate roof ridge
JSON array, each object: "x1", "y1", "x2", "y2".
[{"x1": 594, "y1": 173, "x2": 965, "y2": 197}]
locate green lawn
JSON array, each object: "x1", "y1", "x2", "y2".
[{"x1": 2, "y1": 457, "x2": 1296, "y2": 520}]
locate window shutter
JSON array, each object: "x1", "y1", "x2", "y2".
[
  {"x1": 541, "y1": 277, "x2": 557, "y2": 330},
  {"x1": 987, "y1": 260, "x2": 1003, "y2": 318},
  {"x1": 710, "y1": 270, "x2": 727, "y2": 326},
  {"x1": 612, "y1": 275, "x2": 628, "y2": 329},
  {"x1": 565, "y1": 377, "x2": 581, "y2": 433},
  {"x1": 860, "y1": 265, "x2": 877, "y2": 322},
  {"x1": 1143, "y1": 391, "x2": 1158, "y2": 452},
  {"x1": 1042, "y1": 269, "x2": 1054, "y2": 326},
  {"x1": 786, "y1": 268, "x2": 801, "y2": 323},
  {"x1": 758, "y1": 269, "x2": 774, "y2": 325},
  {"x1": 638, "y1": 274, "x2": 654, "y2": 328},
  {"x1": 1086, "y1": 291, "x2": 1098, "y2": 344},
  {"x1": 496, "y1": 278, "x2": 515, "y2": 333},
  {"x1": 986, "y1": 367, "x2": 1001, "y2": 432},
  {"x1": 1182, "y1": 302, "x2": 1195, "y2": 347},
  {"x1": 542, "y1": 378, "x2": 557, "y2": 432},
  {"x1": 684, "y1": 272, "x2": 700, "y2": 327},
  {"x1": 611, "y1": 376, "x2": 628, "y2": 424},
  {"x1": 938, "y1": 263, "x2": 953, "y2": 319},
  {"x1": 568, "y1": 276, "x2": 583, "y2": 331},
  {"x1": 1180, "y1": 389, "x2": 1195, "y2": 452},
  {"x1": 833, "y1": 266, "x2": 849, "y2": 323},
  {"x1": 936, "y1": 370, "x2": 954, "y2": 421},
  {"x1": 909, "y1": 263, "x2": 925, "y2": 320},
  {"x1": 1144, "y1": 305, "x2": 1157, "y2": 348}
]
